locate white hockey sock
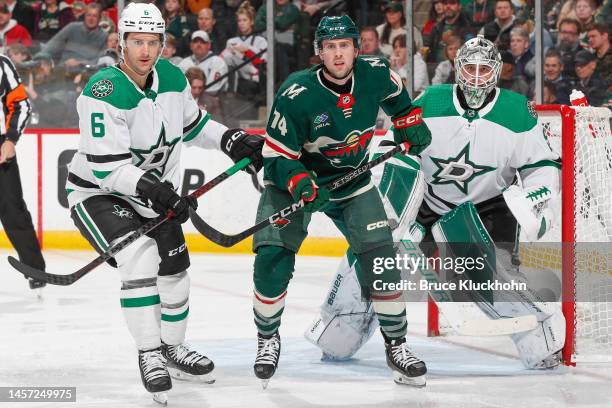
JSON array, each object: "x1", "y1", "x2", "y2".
[{"x1": 158, "y1": 271, "x2": 190, "y2": 345}]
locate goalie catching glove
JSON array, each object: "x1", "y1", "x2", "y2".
[
  {"x1": 220, "y1": 128, "x2": 264, "y2": 175},
  {"x1": 287, "y1": 171, "x2": 330, "y2": 213},
  {"x1": 503, "y1": 185, "x2": 557, "y2": 241},
  {"x1": 391, "y1": 106, "x2": 431, "y2": 155},
  {"x1": 137, "y1": 173, "x2": 197, "y2": 223}
]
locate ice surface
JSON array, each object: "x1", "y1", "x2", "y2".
[{"x1": 1, "y1": 250, "x2": 612, "y2": 408}]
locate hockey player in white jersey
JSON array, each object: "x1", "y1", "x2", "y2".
[
  {"x1": 65, "y1": 3, "x2": 263, "y2": 405},
  {"x1": 305, "y1": 35, "x2": 566, "y2": 371}
]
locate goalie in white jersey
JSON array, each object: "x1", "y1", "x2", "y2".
[
  {"x1": 65, "y1": 3, "x2": 263, "y2": 404},
  {"x1": 305, "y1": 35, "x2": 567, "y2": 370}
]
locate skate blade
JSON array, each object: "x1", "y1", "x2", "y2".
[
  {"x1": 393, "y1": 372, "x2": 426, "y2": 388},
  {"x1": 261, "y1": 379, "x2": 270, "y2": 389},
  {"x1": 168, "y1": 367, "x2": 215, "y2": 384},
  {"x1": 152, "y1": 392, "x2": 168, "y2": 406}
]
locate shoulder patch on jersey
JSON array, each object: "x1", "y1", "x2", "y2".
[
  {"x1": 483, "y1": 89, "x2": 537, "y2": 133},
  {"x1": 90, "y1": 79, "x2": 113, "y2": 98},
  {"x1": 155, "y1": 59, "x2": 188, "y2": 94}
]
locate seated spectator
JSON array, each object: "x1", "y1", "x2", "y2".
[
  {"x1": 360, "y1": 26, "x2": 384, "y2": 57},
  {"x1": 390, "y1": 34, "x2": 429, "y2": 96},
  {"x1": 36, "y1": 3, "x2": 107, "y2": 69},
  {"x1": 543, "y1": 80, "x2": 560, "y2": 104},
  {"x1": 33, "y1": 0, "x2": 75, "y2": 43},
  {"x1": 221, "y1": 1, "x2": 267, "y2": 101},
  {"x1": 498, "y1": 49, "x2": 529, "y2": 96},
  {"x1": 185, "y1": 66, "x2": 207, "y2": 109},
  {"x1": 510, "y1": 28, "x2": 534, "y2": 81},
  {"x1": 463, "y1": 0, "x2": 496, "y2": 31},
  {"x1": 5, "y1": 0, "x2": 34, "y2": 34},
  {"x1": 479, "y1": 0, "x2": 516, "y2": 51},
  {"x1": 575, "y1": 0, "x2": 596, "y2": 47},
  {"x1": 71, "y1": 1, "x2": 86, "y2": 21},
  {"x1": 255, "y1": 0, "x2": 300, "y2": 86},
  {"x1": 95, "y1": 32, "x2": 118, "y2": 67},
  {"x1": 197, "y1": 8, "x2": 227, "y2": 55},
  {"x1": 422, "y1": 0, "x2": 445, "y2": 37},
  {"x1": 431, "y1": 34, "x2": 460, "y2": 84},
  {"x1": 543, "y1": 49, "x2": 572, "y2": 104},
  {"x1": 514, "y1": 17, "x2": 553, "y2": 55},
  {"x1": 574, "y1": 49, "x2": 607, "y2": 106},
  {"x1": 586, "y1": 22, "x2": 611, "y2": 86},
  {"x1": 162, "y1": 34, "x2": 183, "y2": 66},
  {"x1": 0, "y1": 1, "x2": 32, "y2": 53},
  {"x1": 179, "y1": 30, "x2": 228, "y2": 95},
  {"x1": 557, "y1": 0, "x2": 578, "y2": 29},
  {"x1": 595, "y1": 0, "x2": 611, "y2": 24},
  {"x1": 376, "y1": 1, "x2": 420, "y2": 59},
  {"x1": 424, "y1": 0, "x2": 474, "y2": 63},
  {"x1": 556, "y1": 18, "x2": 583, "y2": 79},
  {"x1": 163, "y1": 0, "x2": 196, "y2": 57}
]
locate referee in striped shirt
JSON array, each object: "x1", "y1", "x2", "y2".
[{"x1": 0, "y1": 53, "x2": 46, "y2": 290}]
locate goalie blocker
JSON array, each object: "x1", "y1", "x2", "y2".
[{"x1": 305, "y1": 166, "x2": 564, "y2": 368}]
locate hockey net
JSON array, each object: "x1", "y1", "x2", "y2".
[{"x1": 427, "y1": 104, "x2": 612, "y2": 365}]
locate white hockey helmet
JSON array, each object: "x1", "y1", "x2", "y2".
[
  {"x1": 455, "y1": 35, "x2": 502, "y2": 108},
  {"x1": 118, "y1": 2, "x2": 166, "y2": 51}
]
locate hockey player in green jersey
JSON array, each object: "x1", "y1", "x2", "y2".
[
  {"x1": 251, "y1": 15, "x2": 432, "y2": 388},
  {"x1": 66, "y1": 3, "x2": 263, "y2": 405},
  {"x1": 306, "y1": 36, "x2": 566, "y2": 370}
]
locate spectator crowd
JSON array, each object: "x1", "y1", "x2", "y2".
[{"x1": 2, "y1": 0, "x2": 611, "y2": 127}]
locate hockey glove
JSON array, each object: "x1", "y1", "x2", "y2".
[
  {"x1": 391, "y1": 106, "x2": 431, "y2": 155},
  {"x1": 287, "y1": 171, "x2": 331, "y2": 213},
  {"x1": 503, "y1": 185, "x2": 557, "y2": 241},
  {"x1": 136, "y1": 173, "x2": 197, "y2": 223},
  {"x1": 221, "y1": 128, "x2": 264, "y2": 175}
]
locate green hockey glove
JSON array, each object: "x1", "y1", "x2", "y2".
[{"x1": 287, "y1": 171, "x2": 331, "y2": 213}]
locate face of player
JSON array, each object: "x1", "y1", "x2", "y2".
[
  {"x1": 190, "y1": 79, "x2": 205, "y2": 99},
  {"x1": 237, "y1": 13, "x2": 253, "y2": 35},
  {"x1": 360, "y1": 31, "x2": 379, "y2": 54},
  {"x1": 320, "y1": 38, "x2": 358, "y2": 80},
  {"x1": 494, "y1": 1, "x2": 513, "y2": 21},
  {"x1": 198, "y1": 9, "x2": 214, "y2": 32},
  {"x1": 510, "y1": 35, "x2": 528, "y2": 57},
  {"x1": 123, "y1": 33, "x2": 163, "y2": 77},
  {"x1": 461, "y1": 63, "x2": 495, "y2": 86},
  {"x1": 190, "y1": 39, "x2": 211, "y2": 59},
  {"x1": 544, "y1": 56, "x2": 562, "y2": 80}
]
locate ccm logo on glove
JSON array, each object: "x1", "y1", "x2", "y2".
[
  {"x1": 392, "y1": 107, "x2": 423, "y2": 128},
  {"x1": 366, "y1": 220, "x2": 389, "y2": 231}
]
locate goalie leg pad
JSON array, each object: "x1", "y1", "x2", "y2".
[
  {"x1": 510, "y1": 306, "x2": 565, "y2": 368},
  {"x1": 304, "y1": 252, "x2": 378, "y2": 359}
]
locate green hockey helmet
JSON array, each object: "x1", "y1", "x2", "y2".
[{"x1": 313, "y1": 15, "x2": 360, "y2": 55}]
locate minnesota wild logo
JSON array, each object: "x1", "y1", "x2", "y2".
[
  {"x1": 91, "y1": 79, "x2": 113, "y2": 98},
  {"x1": 319, "y1": 129, "x2": 374, "y2": 169}
]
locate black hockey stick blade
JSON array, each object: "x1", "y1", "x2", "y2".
[
  {"x1": 7, "y1": 158, "x2": 252, "y2": 285},
  {"x1": 190, "y1": 142, "x2": 410, "y2": 247}
]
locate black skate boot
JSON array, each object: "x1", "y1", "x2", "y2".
[
  {"x1": 254, "y1": 332, "x2": 281, "y2": 389},
  {"x1": 383, "y1": 331, "x2": 427, "y2": 387},
  {"x1": 138, "y1": 347, "x2": 172, "y2": 406},
  {"x1": 162, "y1": 342, "x2": 215, "y2": 383}
]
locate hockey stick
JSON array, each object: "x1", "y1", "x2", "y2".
[
  {"x1": 7, "y1": 158, "x2": 252, "y2": 286},
  {"x1": 190, "y1": 142, "x2": 412, "y2": 247}
]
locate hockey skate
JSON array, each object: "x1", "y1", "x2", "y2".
[
  {"x1": 138, "y1": 347, "x2": 172, "y2": 406},
  {"x1": 254, "y1": 332, "x2": 281, "y2": 389},
  {"x1": 162, "y1": 342, "x2": 215, "y2": 383},
  {"x1": 383, "y1": 332, "x2": 427, "y2": 387}
]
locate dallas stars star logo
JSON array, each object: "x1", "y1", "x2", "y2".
[
  {"x1": 430, "y1": 143, "x2": 495, "y2": 194},
  {"x1": 130, "y1": 125, "x2": 180, "y2": 178}
]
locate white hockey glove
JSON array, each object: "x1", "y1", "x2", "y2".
[{"x1": 503, "y1": 185, "x2": 558, "y2": 242}]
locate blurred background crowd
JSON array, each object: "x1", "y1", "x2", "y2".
[{"x1": 2, "y1": 0, "x2": 610, "y2": 128}]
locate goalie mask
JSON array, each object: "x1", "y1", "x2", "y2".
[
  {"x1": 455, "y1": 35, "x2": 502, "y2": 109},
  {"x1": 118, "y1": 3, "x2": 166, "y2": 62}
]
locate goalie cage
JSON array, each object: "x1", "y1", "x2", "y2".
[{"x1": 426, "y1": 104, "x2": 612, "y2": 366}]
